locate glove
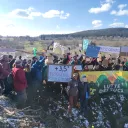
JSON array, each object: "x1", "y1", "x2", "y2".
[{"x1": 43, "y1": 80, "x2": 46, "y2": 85}]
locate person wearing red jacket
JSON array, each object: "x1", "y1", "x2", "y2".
[{"x1": 12, "y1": 59, "x2": 27, "y2": 108}]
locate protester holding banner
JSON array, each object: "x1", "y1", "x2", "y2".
[
  {"x1": 121, "y1": 58, "x2": 128, "y2": 71},
  {"x1": 78, "y1": 75, "x2": 90, "y2": 115},
  {"x1": 2, "y1": 43, "x2": 128, "y2": 116},
  {"x1": 67, "y1": 73, "x2": 79, "y2": 114},
  {"x1": 62, "y1": 54, "x2": 70, "y2": 64},
  {"x1": 42, "y1": 55, "x2": 53, "y2": 85}
]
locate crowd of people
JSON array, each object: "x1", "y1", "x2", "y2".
[{"x1": 0, "y1": 51, "x2": 128, "y2": 115}]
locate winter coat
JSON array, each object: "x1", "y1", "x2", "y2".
[
  {"x1": 42, "y1": 65, "x2": 48, "y2": 81},
  {"x1": 31, "y1": 60, "x2": 44, "y2": 79},
  {"x1": 78, "y1": 82, "x2": 90, "y2": 98},
  {"x1": 12, "y1": 67, "x2": 27, "y2": 92},
  {"x1": 9, "y1": 59, "x2": 16, "y2": 69},
  {"x1": 71, "y1": 60, "x2": 82, "y2": 65},
  {"x1": 67, "y1": 78, "x2": 79, "y2": 96},
  {"x1": 0, "y1": 61, "x2": 10, "y2": 80}
]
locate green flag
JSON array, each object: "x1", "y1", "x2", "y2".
[{"x1": 33, "y1": 47, "x2": 37, "y2": 56}]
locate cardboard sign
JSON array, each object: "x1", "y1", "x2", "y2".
[
  {"x1": 88, "y1": 65, "x2": 94, "y2": 70},
  {"x1": 86, "y1": 45, "x2": 100, "y2": 58},
  {"x1": 48, "y1": 64, "x2": 73, "y2": 82},
  {"x1": 102, "y1": 59, "x2": 108, "y2": 67},
  {"x1": 75, "y1": 65, "x2": 82, "y2": 71},
  {"x1": 99, "y1": 46, "x2": 120, "y2": 53},
  {"x1": 79, "y1": 71, "x2": 128, "y2": 95}
]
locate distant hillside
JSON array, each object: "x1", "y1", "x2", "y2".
[
  {"x1": 38, "y1": 28, "x2": 128, "y2": 40},
  {"x1": 70, "y1": 28, "x2": 128, "y2": 38},
  {"x1": 0, "y1": 28, "x2": 128, "y2": 50}
]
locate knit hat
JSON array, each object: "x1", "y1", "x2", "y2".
[
  {"x1": 73, "y1": 73, "x2": 78, "y2": 77},
  {"x1": 45, "y1": 58, "x2": 53, "y2": 65},
  {"x1": 0, "y1": 55, "x2": 9, "y2": 61},
  {"x1": 82, "y1": 75, "x2": 86, "y2": 78},
  {"x1": 15, "y1": 59, "x2": 22, "y2": 66}
]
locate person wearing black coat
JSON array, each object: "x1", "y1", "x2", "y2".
[{"x1": 78, "y1": 75, "x2": 90, "y2": 115}]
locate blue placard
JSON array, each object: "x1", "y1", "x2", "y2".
[{"x1": 86, "y1": 45, "x2": 100, "y2": 58}]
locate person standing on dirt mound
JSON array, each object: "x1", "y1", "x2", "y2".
[
  {"x1": 67, "y1": 73, "x2": 79, "y2": 114},
  {"x1": 0, "y1": 55, "x2": 11, "y2": 95},
  {"x1": 78, "y1": 75, "x2": 90, "y2": 116},
  {"x1": 42, "y1": 55, "x2": 53, "y2": 86},
  {"x1": 12, "y1": 59, "x2": 27, "y2": 108}
]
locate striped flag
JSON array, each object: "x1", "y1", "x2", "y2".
[{"x1": 82, "y1": 39, "x2": 90, "y2": 50}]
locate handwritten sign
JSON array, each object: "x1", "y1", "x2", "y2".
[
  {"x1": 102, "y1": 59, "x2": 108, "y2": 67},
  {"x1": 48, "y1": 65, "x2": 73, "y2": 82},
  {"x1": 86, "y1": 45, "x2": 100, "y2": 58},
  {"x1": 98, "y1": 46, "x2": 120, "y2": 53},
  {"x1": 75, "y1": 65, "x2": 82, "y2": 71},
  {"x1": 79, "y1": 71, "x2": 128, "y2": 95}
]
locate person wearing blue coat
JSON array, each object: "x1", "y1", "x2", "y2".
[{"x1": 31, "y1": 56, "x2": 45, "y2": 82}]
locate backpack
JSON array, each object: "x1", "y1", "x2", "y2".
[{"x1": 7, "y1": 72, "x2": 13, "y2": 85}]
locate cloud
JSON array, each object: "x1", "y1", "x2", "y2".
[
  {"x1": 92, "y1": 20, "x2": 103, "y2": 28},
  {"x1": 0, "y1": 19, "x2": 14, "y2": 27},
  {"x1": 114, "y1": 19, "x2": 118, "y2": 22},
  {"x1": 89, "y1": 0, "x2": 114, "y2": 14},
  {"x1": 111, "y1": 4, "x2": 128, "y2": 16},
  {"x1": 0, "y1": 19, "x2": 73, "y2": 36},
  {"x1": 0, "y1": 26, "x2": 74, "y2": 36},
  {"x1": 105, "y1": 0, "x2": 114, "y2": 3},
  {"x1": 6, "y1": 24, "x2": 15, "y2": 28},
  {"x1": 111, "y1": 10, "x2": 117, "y2": 15},
  {"x1": 9, "y1": 7, "x2": 42, "y2": 19},
  {"x1": 56, "y1": 25, "x2": 60, "y2": 29},
  {"x1": 118, "y1": 4, "x2": 127, "y2": 10},
  {"x1": 109, "y1": 22, "x2": 128, "y2": 28},
  {"x1": 9, "y1": 8, "x2": 70, "y2": 19},
  {"x1": 42, "y1": 10, "x2": 70, "y2": 19}
]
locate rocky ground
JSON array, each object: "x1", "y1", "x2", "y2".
[{"x1": 0, "y1": 85, "x2": 128, "y2": 128}]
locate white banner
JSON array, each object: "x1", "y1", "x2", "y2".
[
  {"x1": 98, "y1": 46, "x2": 120, "y2": 53},
  {"x1": 120, "y1": 46, "x2": 128, "y2": 53},
  {"x1": 48, "y1": 65, "x2": 73, "y2": 82}
]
